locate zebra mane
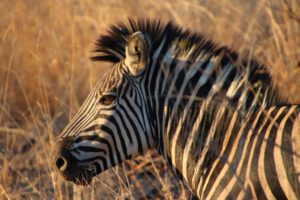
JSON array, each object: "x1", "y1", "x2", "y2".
[
  {"x1": 91, "y1": 18, "x2": 287, "y2": 106},
  {"x1": 91, "y1": 18, "x2": 240, "y2": 64}
]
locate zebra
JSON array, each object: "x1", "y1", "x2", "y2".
[{"x1": 52, "y1": 19, "x2": 300, "y2": 199}]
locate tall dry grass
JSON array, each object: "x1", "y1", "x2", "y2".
[{"x1": 0, "y1": 0, "x2": 299, "y2": 199}]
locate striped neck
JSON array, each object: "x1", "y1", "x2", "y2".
[{"x1": 140, "y1": 39, "x2": 287, "y2": 194}]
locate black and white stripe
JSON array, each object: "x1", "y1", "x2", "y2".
[{"x1": 54, "y1": 19, "x2": 300, "y2": 198}]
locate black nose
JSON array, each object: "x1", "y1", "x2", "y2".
[{"x1": 52, "y1": 137, "x2": 75, "y2": 173}]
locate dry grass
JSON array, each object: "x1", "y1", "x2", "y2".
[{"x1": 0, "y1": 0, "x2": 299, "y2": 199}]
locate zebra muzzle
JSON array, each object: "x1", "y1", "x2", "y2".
[{"x1": 52, "y1": 137, "x2": 94, "y2": 185}]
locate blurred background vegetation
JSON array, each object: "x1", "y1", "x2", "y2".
[{"x1": 0, "y1": 0, "x2": 299, "y2": 199}]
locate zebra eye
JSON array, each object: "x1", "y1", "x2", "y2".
[{"x1": 98, "y1": 94, "x2": 117, "y2": 106}]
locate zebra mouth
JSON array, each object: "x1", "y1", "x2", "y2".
[
  {"x1": 63, "y1": 165, "x2": 96, "y2": 186},
  {"x1": 68, "y1": 171, "x2": 93, "y2": 186}
]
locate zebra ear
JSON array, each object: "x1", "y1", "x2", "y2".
[{"x1": 125, "y1": 32, "x2": 149, "y2": 77}]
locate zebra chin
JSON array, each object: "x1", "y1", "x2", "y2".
[{"x1": 51, "y1": 137, "x2": 98, "y2": 186}]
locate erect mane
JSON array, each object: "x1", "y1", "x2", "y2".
[{"x1": 91, "y1": 18, "x2": 239, "y2": 64}]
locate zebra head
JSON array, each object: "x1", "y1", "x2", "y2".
[{"x1": 52, "y1": 31, "x2": 155, "y2": 185}]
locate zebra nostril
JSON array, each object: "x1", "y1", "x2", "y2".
[{"x1": 55, "y1": 156, "x2": 67, "y2": 172}]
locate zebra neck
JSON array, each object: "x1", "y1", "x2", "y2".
[
  {"x1": 157, "y1": 100, "x2": 233, "y2": 189},
  {"x1": 147, "y1": 55, "x2": 287, "y2": 153}
]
